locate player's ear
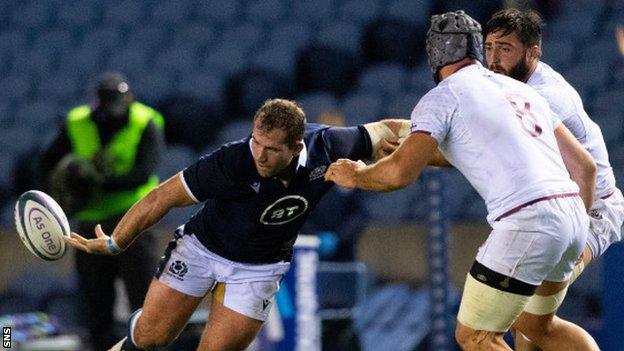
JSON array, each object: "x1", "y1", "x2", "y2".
[
  {"x1": 293, "y1": 141, "x2": 304, "y2": 155},
  {"x1": 528, "y1": 45, "x2": 541, "y2": 60}
]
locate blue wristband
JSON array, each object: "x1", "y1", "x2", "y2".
[{"x1": 107, "y1": 237, "x2": 122, "y2": 255}]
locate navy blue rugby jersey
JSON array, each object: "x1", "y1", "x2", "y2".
[{"x1": 181, "y1": 123, "x2": 372, "y2": 263}]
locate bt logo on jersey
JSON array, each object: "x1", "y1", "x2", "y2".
[{"x1": 260, "y1": 195, "x2": 309, "y2": 225}]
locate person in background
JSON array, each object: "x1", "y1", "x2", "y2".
[
  {"x1": 40, "y1": 71, "x2": 165, "y2": 348},
  {"x1": 484, "y1": 8, "x2": 623, "y2": 350}
]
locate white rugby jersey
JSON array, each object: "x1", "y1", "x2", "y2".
[
  {"x1": 527, "y1": 62, "x2": 616, "y2": 200},
  {"x1": 411, "y1": 63, "x2": 579, "y2": 223}
]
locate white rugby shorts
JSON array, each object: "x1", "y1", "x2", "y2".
[
  {"x1": 156, "y1": 228, "x2": 290, "y2": 321},
  {"x1": 586, "y1": 188, "x2": 624, "y2": 259},
  {"x1": 477, "y1": 194, "x2": 588, "y2": 286}
]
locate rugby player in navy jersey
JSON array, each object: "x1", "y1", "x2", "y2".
[{"x1": 65, "y1": 98, "x2": 410, "y2": 351}]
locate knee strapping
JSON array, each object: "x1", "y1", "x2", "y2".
[
  {"x1": 569, "y1": 260, "x2": 586, "y2": 285},
  {"x1": 523, "y1": 287, "x2": 568, "y2": 315}
]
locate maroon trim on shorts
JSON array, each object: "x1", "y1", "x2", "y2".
[
  {"x1": 495, "y1": 192, "x2": 580, "y2": 222},
  {"x1": 411, "y1": 130, "x2": 432, "y2": 135},
  {"x1": 601, "y1": 191, "x2": 615, "y2": 200}
]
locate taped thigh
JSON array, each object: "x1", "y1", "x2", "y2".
[
  {"x1": 523, "y1": 286, "x2": 569, "y2": 315},
  {"x1": 457, "y1": 274, "x2": 532, "y2": 332}
]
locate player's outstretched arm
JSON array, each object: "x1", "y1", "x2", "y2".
[
  {"x1": 65, "y1": 172, "x2": 195, "y2": 255},
  {"x1": 554, "y1": 124, "x2": 596, "y2": 211},
  {"x1": 326, "y1": 132, "x2": 438, "y2": 191}
]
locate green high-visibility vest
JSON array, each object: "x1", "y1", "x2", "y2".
[{"x1": 66, "y1": 102, "x2": 164, "y2": 221}]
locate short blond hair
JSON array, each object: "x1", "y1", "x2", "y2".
[{"x1": 253, "y1": 99, "x2": 306, "y2": 148}]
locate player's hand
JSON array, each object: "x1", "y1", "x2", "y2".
[
  {"x1": 325, "y1": 159, "x2": 366, "y2": 188},
  {"x1": 64, "y1": 224, "x2": 118, "y2": 255},
  {"x1": 377, "y1": 138, "x2": 400, "y2": 159}
]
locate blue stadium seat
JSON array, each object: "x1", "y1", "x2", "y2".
[
  {"x1": 384, "y1": 91, "x2": 421, "y2": 118},
  {"x1": 0, "y1": 101, "x2": 13, "y2": 128},
  {"x1": 176, "y1": 71, "x2": 225, "y2": 104},
  {"x1": 337, "y1": 0, "x2": 381, "y2": 24},
  {"x1": 565, "y1": 61, "x2": 610, "y2": 94},
  {"x1": 362, "y1": 18, "x2": 425, "y2": 67},
  {"x1": 106, "y1": 48, "x2": 151, "y2": 77},
  {"x1": 295, "y1": 91, "x2": 339, "y2": 123},
  {"x1": 35, "y1": 75, "x2": 80, "y2": 104},
  {"x1": 203, "y1": 43, "x2": 248, "y2": 76},
  {"x1": 0, "y1": 75, "x2": 33, "y2": 100},
  {"x1": 559, "y1": 0, "x2": 605, "y2": 22},
  {"x1": 409, "y1": 63, "x2": 437, "y2": 94},
  {"x1": 220, "y1": 23, "x2": 264, "y2": 52},
  {"x1": 609, "y1": 145, "x2": 624, "y2": 171},
  {"x1": 157, "y1": 95, "x2": 224, "y2": 150},
  {"x1": 291, "y1": 0, "x2": 336, "y2": 23},
  {"x1": 151, "y1": 0, "x2": 193, "y2": 25},
  {"x1": 432, "y1": 0, "x2": 502, "y2": 27},
  {"x1": 546, "y1": 17, "x2": 598, "y2": 43},
  {"x1": 32, "y1": 29, "x2": 75, "y2": 59},
  {"x1": 0, "y1": 1, "x2": 12, "y2": 27},
  {"x1": 174, "y1": 23, "x2": 218, "y2": 51},
  {"x1": 10, "y1": 1, "x2": 54, "y2": 30},
  {"x1": 0, "y1": 30, "x2": 28, "y2": 59},
  {"x1": 595, "y1": 113, "x2": 624, "y2": 147},
  {"x1": 268, "y1": 21, "x2": 313, "y2": 51},
  {"x1": 157, "y1": 145, "x2": 197, "y2": 180},
  {"x1": 315, "y1": 20, "x2": 363, "y2": 55},
  {"x1": 125, "y1": 23, "x2": 170, "y2": 53},
  {"x1": 591, "y1": 90, "x2": 624, "y2": 117},
  {"x1": 79, "y1": 25, "x2": 123, "y2": 53},
  {"x1": 295, "y1": 44, "x2": 361, "y2": 96},
  {"x1": 0, "y1": 152, "x2": 17, "y2": 191},
  {"x1": 153, "y1": 44, "x2": 198, "y2": 76},
  {"x1": 440, "y1": 169, "x2": 482, "y2": 221},
  {"x1": 217, "y1": 120, "x2": 253, "y2": 144},
  {"x1": 250, "y1": 44, "x2": 298, "y2": 77},
  {"x1": 57, "y1": 0, "x2": 100, "y2": 29},
  {"x1": 357, "y1": 63, "x2": 407, "y2": 97},
  {"x1": 196, "y1": 0, "x2": 243, "y2": 24},
  {"x1": 58, "y1": 45, "x2": 106, "y2": 78},
  {"x1": 384, "y1": 0, "x2": 432, "y2": 27},
  {"x1": 133, "y1": 70, "x2": 176, "y2": 104},
  {"x1": 540, "y1": 38, "x2": 575, "y2": 72},
  {"x1": 363, "y1": 181, "x2": 422, "y2": 224},
  {"x1": 0, "y1": 126, "x2": 36, "y2": 156},
  {"x1": 225, "y1": 68, "x2": 292, "y2": 120},
  {"x1": 103, "y1": 0, "x2": 148, "y2": 27},
  {"x1": 12, "y1": 48, "x2": 56, "y2": 78},
  {"x1": 579, "y1": 38, "x2": 621, "y2": 67},
  {"x1": 340, "y1": 91, "x2": 383, "y2": 125},
  {"x1": 245, "y1": 0, "x2": 286, "y2": 25}
]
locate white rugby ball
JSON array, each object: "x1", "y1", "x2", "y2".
[{"x1": 14, "y1": 190, "x2": 71, "y2": 261}]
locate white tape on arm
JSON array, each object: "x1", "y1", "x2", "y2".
[{"x1": 363, "y1": 122, "x2": 397, "y2": 157}]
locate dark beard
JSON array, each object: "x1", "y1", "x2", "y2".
[
  {"x1": 507, "y1": 60, "x2": 531, "y2": 82},
  {"x1": 490, "y1": 60, "x2": 531, "y2": 82}
]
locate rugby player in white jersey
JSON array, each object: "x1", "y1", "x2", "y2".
[
  {"x1": 326, "y1": 10, "x2": 599, "y2": 350},
  {"x1": 485, "y1": 8, "x2": 624, "y2": 350}
]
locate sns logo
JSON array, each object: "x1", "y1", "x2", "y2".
[
  {"x1": 168, "y1": 260, "x2": 188, "y2": 281},
  {"x1": 260, "y1": 195, "x2": 309, "y2": 225}
]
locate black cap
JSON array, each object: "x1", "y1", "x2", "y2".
[{"x1": 96, "y1": 71, "x2": 130, "y2": 94}]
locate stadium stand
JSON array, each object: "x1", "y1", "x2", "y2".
[{"x1": 0, "y1": 1, "x2": 622, "y2": 349}]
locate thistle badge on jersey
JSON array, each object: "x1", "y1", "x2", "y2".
[{"x1": 308, "y1": 165, "x2": 327, "y2": 181}]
